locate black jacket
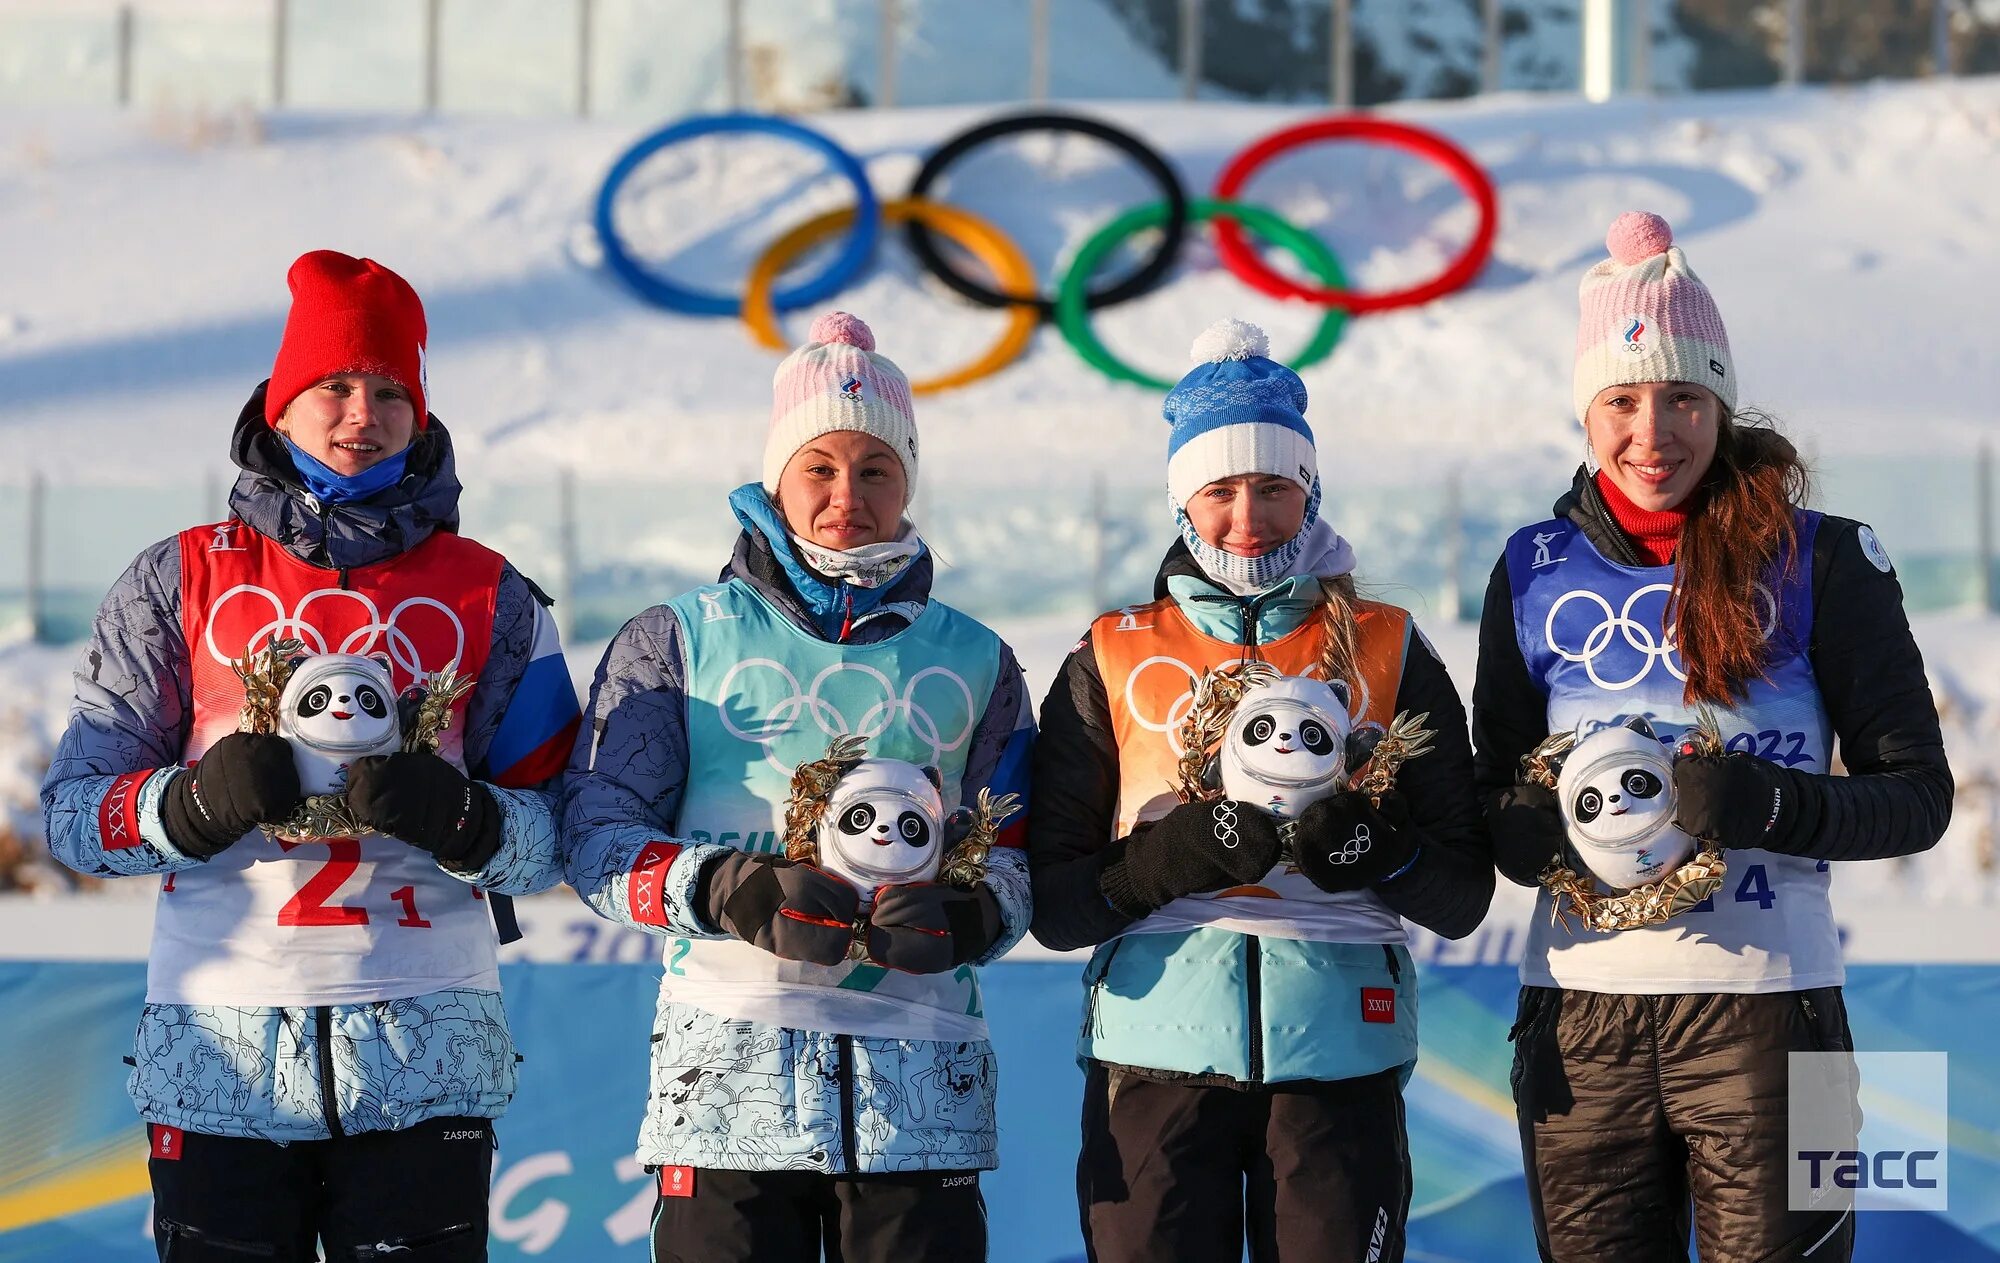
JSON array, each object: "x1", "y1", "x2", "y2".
[
  {"x1": 1027, "y1": 541, "x2": 1493, "y2": 951},
  {"x1": 1474, "y1": 468, "x2": 1954, "y2": 885}
]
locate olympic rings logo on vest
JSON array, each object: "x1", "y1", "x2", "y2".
[
  {"x1": 1544, "y1": 582, "x2": 1776, "y2": 692},
  {"x1": 716, "y1": 657, "x2": 978, "y2": 774},
  {"x1": 203, "y1": 584, "x2": 468, "y2": 688},
  {"x1": 1122, "y1": 654, "x2": 1371, "y2": 757},
  {"x1": 594, "y1": 110, "x2": 1497, "y2": 393}
]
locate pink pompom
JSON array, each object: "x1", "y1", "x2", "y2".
[
  {"x1": 1605, "y1": 211, "x2": 1673, "y2": 266},
  {"x1": 808, "y1": 310, "x2": 875, "y2": 351}
]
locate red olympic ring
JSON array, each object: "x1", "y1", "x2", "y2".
[{"x1": 1210, "y1": 116, "x2": 1499, "y2": 314}]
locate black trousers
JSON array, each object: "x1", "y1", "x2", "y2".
[
  {"x1": 147, "y1": 1115, "x2": 493, "y2": 1261},
  {"x1": 1077, "y1": 1061, "x2": 1412, "y2": 1263},
  {"x1": 648, "y1": 1166, "x2": 987, "y2": 1263},
  {"x1": 1511, "y1": 985, "x2": 1858, "y2": 1263}
]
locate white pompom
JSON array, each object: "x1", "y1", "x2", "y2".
[{"x1": 1189, "y1": 317, "x2": 1270, "y2": 365}]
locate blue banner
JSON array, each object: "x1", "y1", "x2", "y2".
[{"x1": 4, "y1": 961, "x2": 1997, "y2": 1260}]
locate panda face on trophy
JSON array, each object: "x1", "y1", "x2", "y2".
[
  {"x1": 1219, "y1": 675, "x2": 1353, "y2": 820},
  {"x1": 815, "y1": 758, "x2": 946, "y2": 897},
  {"x1": 1556, "y1": 717, "x2": 1695, "y2": 890},
  {"x1": 277, "y1": 653, "x2": 402, "y2": 794}
]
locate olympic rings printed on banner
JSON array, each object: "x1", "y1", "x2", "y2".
[
  {"x1": 716, "y1": 656, "x2": 978, "y2": 774},
  {"x1": 1055, "y1": 197, "x2": 1350, "y2": 391},
  {"x1": 594, "y1": 113, "x2": 879, "y2": 317},
  {"x1": 593, "y1": 109, "x2": 1497, "y2": 390},
  {"x1": 742, "y1": 199, "x2": 1039, "y2": 394},
  {"x1": 203, "y1": 585, "x2": 467, "y2": 684},
  {"x1": 1210, "y1": 116, "x2": 1499, "y2": 314},
  {"x1": 904, "y1": 111, "x2": 1189, "y2": 318}
]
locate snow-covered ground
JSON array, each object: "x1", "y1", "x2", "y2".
[{"x1": 3, "y1": 78, "x2": 1998, "y2": 900}]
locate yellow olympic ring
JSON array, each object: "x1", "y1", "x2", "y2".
[{"x1": 741, "y1": 199, "x2": 1038, "y2": 395}]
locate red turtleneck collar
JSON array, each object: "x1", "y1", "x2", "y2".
[{"x1": 1593, "y1": 470, "x2": 1689, "y2": 566}]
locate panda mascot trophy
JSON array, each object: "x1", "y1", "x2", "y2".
[
  {"x1": 782, "y1": 734, "x2": 1021, "y2": 959},
  {"x1": 230, "y1": 636, "x2": 473, "y2": 841},
  {"x1": 1175, "y1": 658, "x2": 1435, "y2": 865},
  {"x1": 1522, "y1": 714, "x2": 1730, "y2": 932}
]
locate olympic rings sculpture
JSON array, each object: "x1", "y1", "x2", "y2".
[{"x1": 593, "y1": 108, "x2": 1498, "y2": 391}]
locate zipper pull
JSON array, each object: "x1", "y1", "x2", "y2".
[
  {"x1": 1383, "y1": 943, "x2": 1402, "y2": 984},
  {"x1": 838, "y1": 588, "x2": 853, "y2": 642}
]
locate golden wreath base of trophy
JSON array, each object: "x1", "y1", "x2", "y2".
[
  {"x1": 1172, "y1": 659, "x2": 1437, "y2": 867},
  {"x1": 1524, "y1": 712, "x2": 1731, "y2": 934},
  {"x1": 780, "y1": 733, "x2": 1025, "y2": 962},
  {"x1": 232, "y1": 637, "x2": 476, "y2": 844}
]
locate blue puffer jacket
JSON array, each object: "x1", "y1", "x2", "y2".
[
  {"x1": 560, "y1": 486, "x2": 1036, "y2": 1174},
  {"x1": 1027, "y1": 542, "x2": 1491, "y2": 1085},
  {"x1": 40, "y1": 387, "x2": 580, "y2": 1140}
]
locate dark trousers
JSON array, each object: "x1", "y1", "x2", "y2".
[
  {"x1": 648, "y1": 1166, "x2": 987, "y2": 1263},
  {"x1": 1077, "y1": 1061, "x2": 1412, "y2": 1263},
  {"x1": 148, "y1": 1115, "x2": 493, "y2": 1260},
  {"x1": 1511, "y1": 985, "x2": 1858, "y2": 1263}
]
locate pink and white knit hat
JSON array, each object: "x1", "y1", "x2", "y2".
[
  {"x1": 764, "y1": 311, "x2": 918, "y2": 504},
  {"x1": 1572, "y1": 211, "x2": 1736, "y2": 422}
]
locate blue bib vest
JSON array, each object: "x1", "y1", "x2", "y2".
[
  {"x1": 1506, "y1": 512, "x2": 1842, "y2": 993},
  {"x1": 661, "y1": 578, "x2": 1003, "y2": 1041}
]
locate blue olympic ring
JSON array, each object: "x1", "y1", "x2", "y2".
[{"x1": 593, "y1": 112, "x2": 881, "y2": 317}]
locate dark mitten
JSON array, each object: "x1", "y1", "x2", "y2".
[
  {"x1": 696, "y1": 851, "x2": 860, "y2": 966},
  {"x1": 1097, "y1": 798, "x2": 1284, "y2": 918},
  {"x1": 1488, "y1": 782, "x2": 1568, "y2": 882},
  {"x1": 346, "y1": 751, "x2": 502, "y2": 869},
  {"x1": 162, "y1": 732, "x2": 304, "y2": 859},
  {"x1": 865, "y1": 882, "x2": 1006, "y2": 974},
  {"x1": 1673, "y1": 754, "x2": 1798, "y2": 851},
  {"x1": 1292, "y1": 790, "x2": 1422, "y2": 892}
]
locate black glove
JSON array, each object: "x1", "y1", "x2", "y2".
[
  {"x1": 1097, "y1": 798, "x2": 1284, "y2": 918},
  {"x1": 1488, "y1": 782, "x2": 1568, "y2": 882},
  {"x1": 346, "y1": 752, "x2": 502, "y2": 869},
  {"x1": 162, "y1": 732, "x2": 304, "y2": 858},
  {"x1": 1673, "y1": 754, "x2": 1799, "y2": 851},
  {"x1": 865, "y1": 882, "x2": 1005, "y2": 974},
  {"x1": 696, "y1": 851, "x2": 860, "y2": 966},
  {"x1": 1291, "y1": 790, "x2": 1422, "y2": 892}
]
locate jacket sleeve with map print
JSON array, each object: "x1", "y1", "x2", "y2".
[
  {"x1": 558, "y1": 604, "x2": 1037, "y2": 963},
  {"x1": 41, "y1": 543, "x2": 578, "y2": 893}
]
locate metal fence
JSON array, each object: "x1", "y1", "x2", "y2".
[
  {"x1": 2, "y1": 449, "x2": 1993, "y2": 647},
  {"x1": 2, "y1": 1, "x2": 1992, "y2": 120}
]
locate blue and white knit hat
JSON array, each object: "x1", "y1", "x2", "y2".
[
  {"x1": 1164, "y1": 319, "x2": 1317, "y2": 507},
  {"x1": 1164, "y1": 319, "x2": 1325, "y2": 590}
]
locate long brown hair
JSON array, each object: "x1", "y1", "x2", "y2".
[{"x1": 1667, "y1": 409, "x2": 1812, "y2": 706}]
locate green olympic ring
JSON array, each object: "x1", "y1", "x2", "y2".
[{"x1": 1053, "y1": 197, "x2": 1351, "y2": 391}]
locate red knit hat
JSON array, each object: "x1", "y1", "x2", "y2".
[{"x1": 265, "y1": 250, "x2": 428, "y2": 429}]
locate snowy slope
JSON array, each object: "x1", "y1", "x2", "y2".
[
  {"x1": 4, "y1": 80, "x2": 2000, "y2": 899},
  {"x1": 5, "y1": 80, "x2": 2000, "y2": 496}
]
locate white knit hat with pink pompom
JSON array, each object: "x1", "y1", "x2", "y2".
[
  {"x1": 1572, "y1": 210, "x2": 1737, "y2": 422},
  {"x1": 764, "y1": 311, "x2": 919, "y2": 504}
]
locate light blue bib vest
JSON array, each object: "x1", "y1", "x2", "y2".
[{"x1": 662, "y1": 579, "x2": 1003, "y2": 1036}]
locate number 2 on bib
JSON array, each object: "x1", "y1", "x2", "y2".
[{"x1": 276, "y1": 838, "x2": 368, "y2": 927}]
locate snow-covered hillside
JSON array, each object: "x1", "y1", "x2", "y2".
[{"x1": 3, "y1": 78, "x2": 1999, "y2": 898}]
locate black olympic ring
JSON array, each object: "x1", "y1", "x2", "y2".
[{"x1": 904, "y1": 111, "x2": 1189, "y2": 320}]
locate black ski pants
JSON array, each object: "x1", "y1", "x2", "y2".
[
  {"x1": 148, "y1": 1115, "x2": 493, "y2": 1260},
  {"x1": 1511, "y1": 984, "x2": 1858, "y2": 1263},
  {"x1": 648, "y1": 1165, "x2": 987, "y2": 1262},
  {"x1": 1077, "y1": 1060, "x2": 1412, "y2": 1263}
]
